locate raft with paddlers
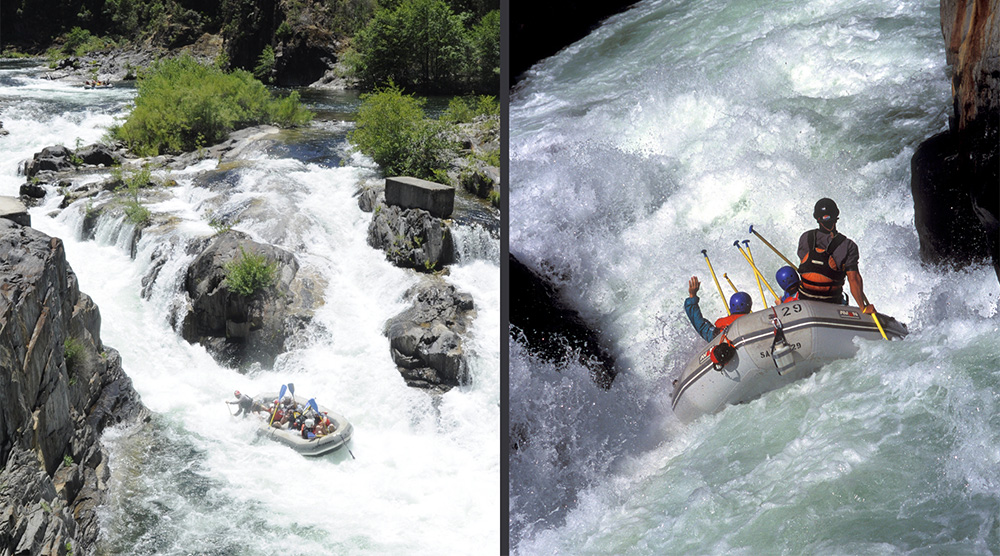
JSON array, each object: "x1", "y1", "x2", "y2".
[
  {"x1": 238, "y1": 384, "x2": 354, "y2": 457},
  {"x1": 673, "y1": 226, "x2": 908, "y2": 424}
]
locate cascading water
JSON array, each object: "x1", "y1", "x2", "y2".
[
  {"x1": 0, "y1": 63, "x2": 499, "y2": 554},
  {"x1": 510, "y1": 0, "x2": 1000, "y2": 553}
]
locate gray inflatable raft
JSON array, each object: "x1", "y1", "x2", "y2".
[
  {"x1": 671, "y1": 300, "x2": 908, "y2": 424},
  {"x1": 253, "y1": 393, "x2": 354, "y2": 456}
]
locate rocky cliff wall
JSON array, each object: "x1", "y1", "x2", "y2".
[
  {"x1": 911, "y1": 0, "x2": 999, "y2": 281},
  {"x1": 0, "y1": 219, "x2": 147, "y2": 556}
]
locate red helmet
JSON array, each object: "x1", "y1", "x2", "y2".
[{"x1": 234, "y1": 390, "x2": 241, "y2": 397}]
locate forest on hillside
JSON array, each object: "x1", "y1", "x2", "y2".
[{"x1": 1, "y1": 0, "x2": 499, "y2": 94}]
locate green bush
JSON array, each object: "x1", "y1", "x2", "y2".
[
  {"x1": 119, "y1": 166, "x2": 153, "y2": 226},
  {"x1": 224, "y1": 247, "x2": 278, "y2": 296},
  {"x1": 441, "y1": 94, "x2": 498, "y2": 123},
  {"x1": 441, "y1": 97, "x2": 476, "y2": 123},
  {"x1": 348, "y1": 83, "x2": 453, "y2": 178},
  {"x1": 64, "y1": 337, "x2": 85, "y2": 370},
  {"x1": 61, "y1": 27, "x2": 116, "y2": 56},
  {"x1": 112, "y1": 55, "x2": 313, "y2": 156}
]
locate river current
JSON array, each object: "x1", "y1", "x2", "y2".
[
  {"x1": 510, "y1": 0, "x2": 1000, "y2": 553},
  {"x1": 0, "y1": 62, "x2": 499, "y2": 554}
]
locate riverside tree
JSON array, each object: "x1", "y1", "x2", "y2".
[{"x1": 111, "y1": 55, "x2": 312, "y2": 156}]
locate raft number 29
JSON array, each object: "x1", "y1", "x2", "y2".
[
  {"x1": 760, "y1": 342, "x2": 801, "y2": 359},
  {"x1": 779, "y1": 303, "x2": 803, "y2": 317}
]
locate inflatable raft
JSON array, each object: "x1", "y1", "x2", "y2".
[
  {"x1": 671, "y1": 300, "x2": 907, "y2": 423},
  {"x1": 253, "y1": 393, "x2": 353, "y2": 456}
]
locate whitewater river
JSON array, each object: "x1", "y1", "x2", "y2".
[
  {"x1": 510, "y1": 0, "x2": 1000, "y2": 553},
  {"x1": 0, "y1": 62, "x2": 499, "y2": 554}
]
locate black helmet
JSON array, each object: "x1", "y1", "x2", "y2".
[{"x1": 813, "y1": 198, "x2": 839, "y2": 222}]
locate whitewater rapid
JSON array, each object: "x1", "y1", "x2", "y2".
[
  {"x1": 0, "y1": 63, "x2": 499, "y2": 554},
  {"x1": 510, "y1": 0, "x2": 1000, "y2": 553}
]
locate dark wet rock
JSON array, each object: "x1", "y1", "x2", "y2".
[
  {"x1": 75, "y1": 144, "x2": 120, "y2": 167},
  {"x1": 367, "y1": 202, "x2": 455, "y2": 271},
  {"x1": 910, "y1": 0, "x2": 1000, "y2": 282},
  {"x1": 384, "y1": 278, "x2": 476, "y2": 392},
  {"x1": 510, "y1": 254, "x2": 617, "y2": 389},
  {"x1": 0, "y1": 219, "x2": 148, "y2": 554},
  {"x1": 23, "y1": 145, "x2": 75, "y2": 177},
  {"x1": 180, "y1": 230, "x2": 324, "y2": 369},
  {"x1": 356, "y1": 182, "x2": 385, "y2": 213}
]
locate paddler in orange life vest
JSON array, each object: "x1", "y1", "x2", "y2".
[
  {"x1": 776, "y1": 265, "x2": 800, "y2": 302},
  {"x1": 797, "y1": 198, "x2": 876, "y2": 314},
  {"x1": 684, "y1": 276, "x2": 753, "y2": 342}
]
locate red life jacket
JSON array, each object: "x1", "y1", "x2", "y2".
[
  {"x1": 714, "y1": 313, "x2": 744, "y2": 330},
  {"x1": 798, "y1": 230, "x2": 847, "y2": 302}
]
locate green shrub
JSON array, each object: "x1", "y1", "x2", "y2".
[
  {"x1": 440, "y1": 94, "x2": 498, "y2": 123},
  {"x1": 120, "y1": 166, "x2": 152, "y2": 226},
  {"x1": 112, "y1": 55, "x2": 313, "y2": 156},
  {"x1": 275, "y1": 21, "x2": 293, "y2": 42},
  {"x1": 441, "y1": 97, "x2": 476, "y2": 124},
  {"x1": 224, "y1": 247, "x2": 278, "y2": 296},
  {"x1": 348, "y1": 83, "x2": 453, "y2": 178},
  {"x1": 475, "y1": 95, "x2": 499, "y2": 117},
  {"x1": 61, "y1": 27, "x2": 116, "y2": 57},
  {"x1": 64, "y1": 337, "x2": 85, "y2": 370}
]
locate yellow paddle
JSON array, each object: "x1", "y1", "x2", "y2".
[{"x1": 701, "y1": 249, "x2": 730, "y2": 315}]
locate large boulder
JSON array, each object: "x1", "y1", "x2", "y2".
[
  {"x1": 180, "y1": 230, "x2": 324, "y2": 369},
  {"x1": 75, "y1": 144, "x2": 120, "y2": 167},
  {"x1": 384, "y1": 279, "x2": 476, "y2": 392},
  {"x1": 0, "y1": 219, "x2": 147, "y2": 553},
  {"x1": 23, "y1": 145, "x2": 75, "y2": 177},
  {"x1": 367, "y1": 202, "x2": 455, "y2": 271},
  {"x1": 911, "y1": 0, "x2": 999, "y2": 282}
]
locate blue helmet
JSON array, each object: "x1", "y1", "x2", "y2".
[
  {"x1": 729, "y1": 292, "x2": 752, "y2": 314},
  {"x1": 776, "y1": 266, "x2": 800, "y2": 291}
]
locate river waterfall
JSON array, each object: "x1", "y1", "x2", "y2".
[{"x1": 0, "y1": 62, "x2": 499, "y2": 555}]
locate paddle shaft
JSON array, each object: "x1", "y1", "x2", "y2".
[
  {"x1": 702, "y1": 250, "x2": 731, "y2": 316},
  {"x1": 734, "y1": 242, "x2": 781, "y2": 305},
  {"x1": 743, "y1": 241, "x2": 768, "y2": 309},
  {"x1": 749, "y1": 226, "x2": 797, "y2": 268}
]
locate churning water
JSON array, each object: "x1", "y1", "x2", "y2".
[
  {"x1": 510, "y1": 0, "x2": 1000, "y2": 553},
  {"x1": 0, "y1": 63, "x2": 499, "y2": 554}
]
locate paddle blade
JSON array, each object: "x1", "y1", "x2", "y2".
[
  {"x1": 278, "y1": 384, "x2": 287, "y2": 400},
  {"x1": 308, "y1": 398, "x2": 318, "y2": 413},
  {"x1": 287, "y1": 383, "x2": 295, "y2": 397}
]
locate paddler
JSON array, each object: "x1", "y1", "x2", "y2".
[
  {"x1": 797, "y1": 198, "x2": 876, "y2": 314},
  {"x1": 685, "y1": 276, "x2": 752, "y2": 342}
]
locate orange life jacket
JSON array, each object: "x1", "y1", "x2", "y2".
[
  {"x1": 714, "y1": 313, "x2": 744, "y2": 330},
  {"x1": 798, "y1": 230, "x2": 847, "y2": 302}
]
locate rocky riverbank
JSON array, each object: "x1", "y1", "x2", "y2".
[
  {"x1": 38, "y1": 34, "x2": 356, "y2": 90},
  {"x1": 0, "y1": 214, "x2": 148, "y2": 555}
]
